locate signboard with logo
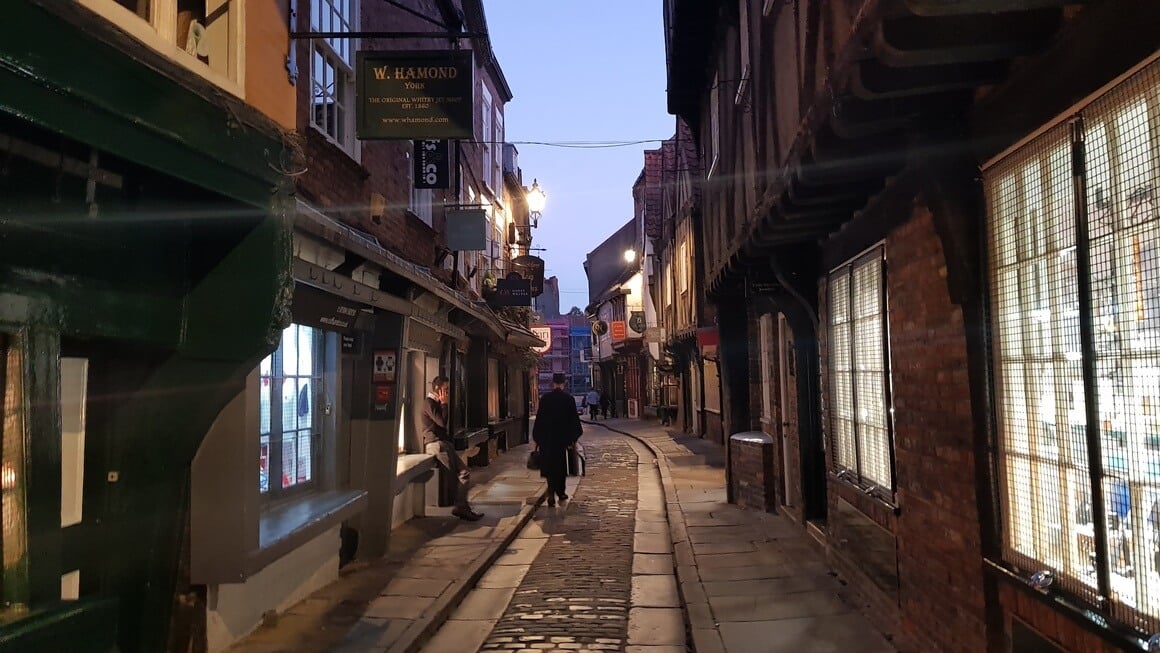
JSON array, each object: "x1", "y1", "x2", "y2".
[
  {"x1": 629, "y1": 311, "x2": 645, "y2": 335},
  {"x1": 510, "y1": 255, "x2": 545, "y2": 297},
  {"x1": 492, "y1": 273, "x2": 531, "y2": 307},
  {"x1": 290, "y1": 283, "x2": 373, "y2": 335},
  {"x1": 531, "y1": 326, "x2": 552, "y2": 353},
  {"x1": 413, "y1": 140, "x2": 450, "y2": 188},
  {"x1": 356, "y1": 50, "x2": 474, "y2": 140},
  {"x1": 611, "y1": 321, "x2": 627, "y2": 341},
  {"x1": 446, "y1": 209, "x2": 487, "y2": 251}
]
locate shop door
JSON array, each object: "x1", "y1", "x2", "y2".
[{"x1": 777, "y1": 314, "x2": 793, "y2": 507}]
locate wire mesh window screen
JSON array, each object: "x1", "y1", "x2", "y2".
[
  {"x1": 827, "y1": 247, "x2": 893, "y2": 493},
  {"x1": 985, "y1": 59, "x2": 1160, "y2": 631}
]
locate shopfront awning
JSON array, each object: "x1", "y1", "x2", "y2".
[
  {"x1": 295, "y1": 201, "x2": 538, "y2": 347},
  {"x1": 498, "y1": 315, "x2": 547, "y2": 349}
]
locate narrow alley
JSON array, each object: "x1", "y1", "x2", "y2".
[{"x1": 227, "y1": 423, "x2": 894, "y2": 653}]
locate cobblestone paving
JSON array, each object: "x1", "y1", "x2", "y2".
[{"x1": 479, "y1": 435, "x2": 638, "y2": 652}]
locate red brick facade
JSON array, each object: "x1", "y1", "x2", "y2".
[{"x1": 729, "y1": 435, "x2": 776, "y2": 512}]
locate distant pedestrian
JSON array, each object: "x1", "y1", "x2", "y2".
[
  {"x1": 585, "y1": 388, "x2": 601, "y2": 420},
  {"x1": 534, "y1": 373, "x2": 583, "y2": 507},
  {"x1": 422, "y1": 376, "x2": 482, "y2": 521},
  {"x1": 600, "y1": 390, "x2": 612, "y2": 419}
]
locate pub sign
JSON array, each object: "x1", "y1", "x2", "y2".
[
  {"x1": 413, "y1": 140, "x2": 450, "y2": 189},
  {"x1": 492, "y1": 273, "x2": 532, "y2": 307},
  {"x1": 356, "y1": 50, "x2": 474, "y2": 140}
]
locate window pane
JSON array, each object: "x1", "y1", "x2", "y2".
[
  {"x1": 297, "y1": 432, "x2": 313, "y2": 484},
  {"x1": 281, "y1": 432, "x2": 297, "y2": 489},
  {"x1": 2, "y1": 335, "x2": 29, "y2": 608}
]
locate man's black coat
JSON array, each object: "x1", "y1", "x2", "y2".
[{"x1": 533, "y1": 388, "x2": 582, "y2": 479}]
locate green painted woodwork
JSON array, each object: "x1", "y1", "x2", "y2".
[
  {"x1": 0, "y1": 597, "x2": 118, "y2": 653},
  {"x1": 0, "y1": 1, "x2": 290, "y2": 210},
  {"x1": 0, "y1": 3, "x2": 298, "y2": 651}
]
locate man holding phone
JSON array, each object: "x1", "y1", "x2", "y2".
[{"x1": 422, "y1": 376, "x2": 482, "y2": 521}]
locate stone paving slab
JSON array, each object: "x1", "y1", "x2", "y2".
[
  {"x1": 589, "y1": 418, "x2": 896, "y2": 653},
  {"x1": 226, "y1": 443, "x2": 546, "y2": 653}
]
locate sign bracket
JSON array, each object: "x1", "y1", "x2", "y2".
[{"x1": 290, "y1": 31, "x2": 486, "y2": 40}]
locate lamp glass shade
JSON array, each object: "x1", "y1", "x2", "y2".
[{"x1": 526, "y1": 180, "x2": 547, "y2": 213}]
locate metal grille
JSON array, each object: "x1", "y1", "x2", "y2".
[
  {"x1": 985, "y1": 57, "x2": 1160, "y2": 632},
  {"x1": 827, "y1": 247, "x2": 893, "y2": 493}
]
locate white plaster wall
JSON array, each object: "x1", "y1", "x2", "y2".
[{"x1": 205, "y1": 526, "x2": 341, "y2": 653}]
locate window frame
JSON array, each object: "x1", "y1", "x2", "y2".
[
  {"x1": 79, "y1": 0, "x2": 246, "y2": 96},
  {"x1": 760, "y1": 313, "x2": 774, "y2": 422},
  {"x1": 259, "y1": 324, "x2": 327, "y2": 501},
  {"x1": 309, "y1": 0, "x2": 359, "y2": 158},
  {"x1": 826, "y1": 244, "x2": 896, "y2": 498},
  {"x1": 735, "y1": 0, "x2": 751, "y2": 106},
  {"x1": 708, "y1": 71, "x2": 720, "y2": 178},
  {"x1": 985, "y1": 62, "x2": 1160, "y2": 631}
]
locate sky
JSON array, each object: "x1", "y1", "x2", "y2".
[{"x1": 484, "y1": 1, "x2": 672, "y2": 312}]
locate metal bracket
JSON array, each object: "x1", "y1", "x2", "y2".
[{"x1": 286, "y1": 0, "x2": 299, "y2": 84}]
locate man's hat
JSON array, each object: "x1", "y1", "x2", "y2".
[{"x1": 552, "y1": 372, "x2": 567, "y2": 385}]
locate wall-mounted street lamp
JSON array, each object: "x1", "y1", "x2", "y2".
[
  {"x1": 624, "y1": 248, "x2": 637, "y2": 264},
  {"x1": 526, "y1": 179, "x2": 547, "y2": 228}
]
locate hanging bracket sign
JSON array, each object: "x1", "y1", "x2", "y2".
[{"x1": 356, "y1": 50, "x2": 474, "y2": 140}]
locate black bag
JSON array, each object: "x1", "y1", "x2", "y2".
[{"x1": 527, "y1": 449, "x2": 541, "y2": 470}]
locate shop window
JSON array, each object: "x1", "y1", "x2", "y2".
[
  {"x1": 1, "y1": 334, "x2": 29, "y2": 613},
  {"x1": 827, "y1": 246, "x2": 894, "y2": 495},
  {"x1": 259, "y1": 324, "x2": 325, "y2": 497},
  {"x1": 83, "y1": 0, "x2": 243, "y2": 89},
  {"x1": 985, "y1": 61, "x2": 1160, "y2": 633},
  {"x1": 310, "y1": 0, "x2": 358, "y2": 156}
]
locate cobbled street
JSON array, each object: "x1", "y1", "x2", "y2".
[
  {"x1": 479, "y1": 435, "x2": 638, "y2": 651},
  {"x1": 420, "y1": 428, "x2": 684, "y2": 653}
]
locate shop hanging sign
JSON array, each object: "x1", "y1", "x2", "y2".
[
  {"x1": 356, "y1": 50, "x2": 474, "y2": 140},
  {"x1": 511, "y1": 255, "x2": 545, "y2": 297},
  {"x1": 629, "y1": 311, "x2": 646, "y2": 335},
  {"x1": 446, "y1": 209, "x2": 487, "y2": 251},
  {"x1": 413, "y1": 140, "x2": 450, "y2": 188},
  {"x1": 492, "y1": 272, "x2": 532, "y2": 307},
  {"x1": 531, "y1": 326, "x2": 552, "y2": 354},
  {"x1": 611, "y1": 321, "x2": 627, "y2": 341}
]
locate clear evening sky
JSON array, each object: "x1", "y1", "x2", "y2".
[{"x1": 485, "y1": 1, "x2": 671, "y2": 311}]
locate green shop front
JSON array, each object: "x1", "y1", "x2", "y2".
[{"x1": 0, "y1": 3, "x2": 295, "y2": 652}]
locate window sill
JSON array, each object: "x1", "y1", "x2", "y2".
[
  {"x1": 396, "y1": 454, "x2": 436, "y2": 494},
  {"x1": 827, "y1": 471, "x2": 899, "y2": 516},
  {"x1": 248, "y1": 489, "x2": 367, "y2": 576},
  {"x1": 985, "y1": 559, "x2": 1147, "y2": 652}
]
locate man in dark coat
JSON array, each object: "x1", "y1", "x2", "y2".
[
  {"x1": 422, "y1": 376, "x2": 482, "y2": 521},
  {"x1": 534, "y1": 372, "x2": 583, "y2": 507}
]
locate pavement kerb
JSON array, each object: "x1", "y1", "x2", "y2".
[
  {"x1": 387, "y1": 485, "x2": 548, "y2": 653},
  {"x1": 583, "y1": 419, "x2": 716, "y2": 652}
]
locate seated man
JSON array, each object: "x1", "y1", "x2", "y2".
[{"x1": 422, "y1": 376, "x2": 482, "y2": 521}]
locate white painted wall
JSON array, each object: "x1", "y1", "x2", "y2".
[{"x1": 205, "y1": 527, "x2": 341, "y2": 653}]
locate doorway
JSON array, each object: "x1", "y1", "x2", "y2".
[{"x1": 777, "y1": 314, "x2": 794, "y2": 508}]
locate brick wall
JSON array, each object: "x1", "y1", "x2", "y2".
[
  {"x1": 729, "y1": 436, "x2": 776, "y2": 511},
  {"x1": 813, "y1": 202, "x2": 987, "y2": 653},
  {"x1": 887, "y1": 204, "x2": 985, "y2": 653},
  {"x1": 292, "y1": 0, "x2": 482, "y2": 271},
  {"x1": 997, "y1": 584, "x2": 1123, "y2": 652}
]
